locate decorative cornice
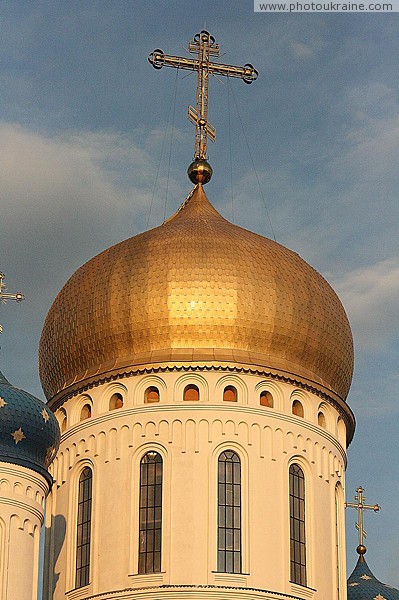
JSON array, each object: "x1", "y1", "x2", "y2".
[
  {"x1": 0, "y1": 462, "x2": 50, "y2": 492},
  {"x1": 74, "y1": 583, "x2": 310, "y2": 600},
  {"x1": 0, "y1": 496, "x2": 44, "y2": 522},
  {"x1": 48, "y1": 363, "x2": 355, "y2": 444},
  {"x1": 57, "y1": 404, "x2": 347, "y2": 467}
]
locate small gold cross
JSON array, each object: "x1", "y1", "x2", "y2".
[
  {"x1": 0, "y1": 272, "x2": 24, "y2": 334},
  {"x1": 346, "y1": 486, "x2": 380, "y2": 550}
]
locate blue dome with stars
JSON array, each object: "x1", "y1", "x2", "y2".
[
  {"x1": 0, "y1": 371, "x2": 60, "y2": 485},
  {"x1": 348, "y1": 555, "x2": 399, "y2": 600}
]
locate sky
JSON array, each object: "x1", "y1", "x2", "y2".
[{"x1": 0, "y1": 0, "x2": 398, "y2": 591}]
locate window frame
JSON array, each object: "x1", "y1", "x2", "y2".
[
  {"x1": 289, "y1": 463, "x2": 307, "y2": 586},
  {"x1": 217, "y1": 449, "x2": 242, "y2": 574},
  {"x1": 138, "y1": 451, "x2": 163, "y2": 574},
  {"x1": 183, "y1": 384, "x2": 200, "y2": 402},
  {"x1": 75, "y1": 466, "x2": 93, "y2": 589}
]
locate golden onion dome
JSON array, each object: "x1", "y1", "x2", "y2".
[{"x1": 39, "y1": 184, "x2": 354, "y2": 409}]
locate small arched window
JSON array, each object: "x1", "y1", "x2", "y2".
[
  {"x1": 183, "y1": 384, "x2": 199, "y2": 402},
  {"x1": 318, "y1": 411, "x2": 326, "y2": 428},
  {"x1": 217, "y1": 450, "x2": 242, "y2": 574},
  {"x1": 260, "y1": 390, "x2": 273, "y2": 408},
  {"x1": 289, "y1": 463, "x2": 306, "y2": 586},
  {"x1": 145, "y1": 386, "x2": 160, "y2": 403},
  {"x1": 138, "y1": 451, "x2": 163, "y2": 574},
  {"x1": 76, "y1": 467, "x2": 93, "y2": 588},
  {"x1": 109, "y1": 392, "x2": 123, "y2": 410},
  {"x1": 292, "y1": 400, "x2": 304, "y2": 418},
  {"x1": 80, "y1": 404, "x2": 92, "y2": 421},
  {"x1": 58, "y1": 408, "x2": 67, "y2": 433},
  {"x1": 223, "y1": 386, "x2": 237, "y2": 402}
]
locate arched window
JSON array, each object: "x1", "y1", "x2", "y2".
[
  {"x1": 289, "y1": 464, "x2": 306, "y2": 586},
  {"x1": 80, "y1": 404, "x2": 91, "y2": 421},
  {"x1": 58, "y1": 408, "x2": 67, "y2": 433},
  {"x1": 335, "y1": 483, "x2": 345, "y2": 599},
  {"x1": 292, "y1": 400, "x2": 304, "y2": 418},
  {"x1": 183, "y1": 384, "x2": 199, "y2": 401},
  {"x1": 260, "y1": 390, "x2": 273, "y2": 408},
  {"x1": 109, "y1": 392, "x2": 123, "y2": 410},
  {"x1": 76, "y1": 467, "x2": 92, "y2": 588},
  {"x1": 138, "y1": 452, "x2": 163, "y2": 574},
  {"x1": 223, "y1": 386, "x2": 237, "y2": 402},
  {"x1": 337, "y1": 417, "x2": 346, "y2": 447},
  {"x1": 217, "y1": 450, "x2": 242, "y2": 574},
  {"x1": 318, "y1": 411, "x2": 326, "y2": 428},
  {"x1": 144, "y1": 386, "x2": 160, "y2": 404}
]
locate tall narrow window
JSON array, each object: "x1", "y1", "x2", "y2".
[
  {"x1": 217, "y1": 450, "x2": 242, "y2": 574},
  {"x1": 76, "y1": 467, "x2": 92, "y2": 589},
  {"x1": 335, "y1": 483, "x2": 344, "y2": 599},
  {"x1": 289, "y1": 464, "x2": 306, "y2": 586},
  {"x1": 139, "y1": 452, "x2": 163, "y2": 574}
]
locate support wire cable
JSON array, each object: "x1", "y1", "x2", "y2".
[
  {"x1": 227, "y1": 78, "x2": 235, "y2": 222},
  {"x1": 228, "y1": 79, "x2": 277, "y2": 242},
  {"x1": 147, "y1": 67, "x2": 179, "y2": 230},
  {"x1": 164, "y1": 67, "x2": 179, "y2": 222}
]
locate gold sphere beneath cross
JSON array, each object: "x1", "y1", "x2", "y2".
[{"x1": 187, "y1": 160, "x2": 213, "y2": 184}]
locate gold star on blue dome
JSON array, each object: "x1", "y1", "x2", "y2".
[{"x1": 11, "y1": 428, "x2": 26, "y2": 444}]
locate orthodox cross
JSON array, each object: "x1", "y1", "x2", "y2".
[
  {"x1": 345, "y1": 486, "x2": 380, "y2": 552},
  {"x1": 149, "y1": 30, "x2": 258, "y2": 184},
  {"x1": 0, "y1": 272, "x2": 24, "y2": 334}
]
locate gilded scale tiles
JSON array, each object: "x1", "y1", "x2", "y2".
[{"x1": 39, "y1": 184, "x2": 353, "y2": 407}]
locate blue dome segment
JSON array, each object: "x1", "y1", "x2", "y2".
[
  {"x1": 348, "y1": 555, "x2": 399, "y2": 600},
  {"x1": 0, "y1": 372, "x2": 60, "y2": 484}
]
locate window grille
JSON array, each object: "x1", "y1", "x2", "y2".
[
  {"x1": 217, "y1": 450, "x2": 242, "y2": 573},
  {"x1": 138, "y1": 452, "x2": 163, "y2": 574},
  {"x1": 76, "y1": 467, "x2": 92, "y2": 588},
  {"x1": 289, "y1": 463, "x2": 307, "y2": 586}
]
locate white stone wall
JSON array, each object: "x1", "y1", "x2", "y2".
[
  {"x1": 0, "y1": 462, "x2": 49, "y2": 600},
  {"x1": 44, "y1": 370, "x2": 349, "y2": 600}
]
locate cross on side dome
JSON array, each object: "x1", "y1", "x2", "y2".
[
  {"x1": 346, "y1": 486, "x2": 381, "y2": 554},
  {"x1": 0, "y1": 272, "x2": 24, "y2": 335}
]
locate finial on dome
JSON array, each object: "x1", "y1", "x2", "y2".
[
  {"x1": 148, "y1": 30, "x2": 257, "y2": 183},
  {"x1": 345, "y1": 486, "x2": 381, "y2": 553},
  {"x1": 187, "y1": 159, "x2": 213, "y2": 185}
]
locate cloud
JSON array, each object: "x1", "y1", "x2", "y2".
[
  {"x1": 290, "y1": 41, "x2": 315, "y2": 60},
  {"x1": 0, "y1": 121, "x2": 186, "y2": 396},
  {"x1": 0, "y1": 122, "x2": 186, "y2": 273},
  {"x1": 334, "y1": 258, "x2": 399, "y2": 352}
]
